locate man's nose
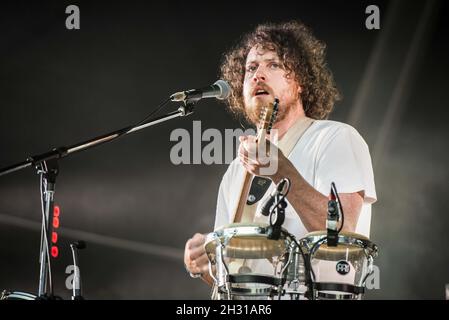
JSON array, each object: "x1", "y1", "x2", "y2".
[{"x1": 253, "y1": 67, "x2": 266, "y2": 82}]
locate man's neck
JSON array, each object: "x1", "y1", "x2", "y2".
[{"x1": 273, "y1": 106, "x2": 307, "y2": 140}]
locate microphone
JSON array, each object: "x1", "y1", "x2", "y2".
[
  {"x1": 261, "y1": 179, "x2": 288, "y2": 216},
  {"x1": 326, "y1": 184, "x2": 340, "y2": 247},
  {"x1": 261, "y1": 178, "x2": 289, "y2": 240},
  {"x1": 170, "y1": 80, "x2": 231, "y2": 102}
]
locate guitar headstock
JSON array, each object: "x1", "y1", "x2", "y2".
[{"x1": 257, "y1": 98, "x2": 279, "y2": 135}]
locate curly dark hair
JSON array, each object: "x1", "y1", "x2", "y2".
[{"x1": 220, "y1": 21, "x2": 341, "y2": 121}]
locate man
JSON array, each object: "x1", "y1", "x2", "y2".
[{"x1": 184, "y1": 21, "x2": 376, "y2": 287}]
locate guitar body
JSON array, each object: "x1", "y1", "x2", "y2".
[{"x1": 231, "y1": 99, "x2": 279, "y2": 223}]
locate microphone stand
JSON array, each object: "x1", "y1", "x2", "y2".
[
  {"x1": 37, "y1": 159, "x2": 58, "y2": 299},
  {"x1": 0, "y1": 99, "x2": 197, "y2": 299},
  {"x1": 0, "y1": 102, "x2": 195, "y2": 177}
]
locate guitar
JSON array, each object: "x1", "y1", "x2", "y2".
[{"x1": 232, "y1": 98, "x2": 279, "y2": 223}]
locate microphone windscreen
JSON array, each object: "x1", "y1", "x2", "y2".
[{"x1": 214, "y1": 80, "x2": 231, "y2": 100}]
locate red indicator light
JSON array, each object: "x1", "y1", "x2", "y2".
[
  {"x1": 51, "y1": 246, "x2": 59, "y2": 258},
  {"x1": 53, "y1": 205, "x2": 60, "y2": 217},
  {"x1": 52, "y1": 232, "x2": 58, "y2": 244},
  {"x1": 52, "y1": 217, "x2": 59, "y2": 229}
]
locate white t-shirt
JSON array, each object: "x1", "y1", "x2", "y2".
[{"x1": 214, "y1": 120, "x2": 377, "y2": 239}]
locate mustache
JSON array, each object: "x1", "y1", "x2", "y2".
[{"x1": 252, "y1": 84, "x2": 273, "y2": 95}]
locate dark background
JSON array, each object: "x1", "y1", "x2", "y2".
[{"x1": 0, "y1": 0, "x2": 448, "y2": 299}]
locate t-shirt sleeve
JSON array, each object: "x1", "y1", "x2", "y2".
[{"x1": 314, "y1": 125, "x2": 377, "y2": 204}]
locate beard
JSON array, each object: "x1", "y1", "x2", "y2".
[{"x1": 244, "y1": 97, "x2": 292, "y2": 127}]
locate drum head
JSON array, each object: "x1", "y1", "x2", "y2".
[
  {"x1": 301, "y1": 231, "x2": 377, "y2": 260},
  {"x1": 1, "y1": 291, "x2": 37, "y2": 300},
  {"x1": 205, "y1": 222, "x2": 291, "y2": 259}
]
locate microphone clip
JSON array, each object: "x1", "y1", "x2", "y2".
[
  {"x1": 265, "y1": 178, "x2": 290, "y2": 240},
  {"x1": 326, "y1": 182, "x2": 341, "y2": 247}
]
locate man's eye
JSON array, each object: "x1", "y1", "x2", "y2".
[
  {"x1": 270, "y1": 63, "x2": 280, "y2": 69},
  {"x1": 246, "y1": 65, "x2": 257, "y2": 72}
]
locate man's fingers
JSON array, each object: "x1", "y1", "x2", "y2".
[
  {"x1": 188, "y1": 244, "x2": 206, "y2": 261},
  {"x1": 239, "y1": 137, "x2": 271, "y2": 161},
  {"x1": 185, "y1": 233, "x2": 206, "y2": 262},
  {"x1": 196, "y1": 253, "x2": 210, "y2": 269},
  {"x1": 188, "y1": 233, "x2": 205, "y2": 248},
  {"x1": 239, "y1": 135, "x2": 256, "y2": 143},
  {"x1": 238, "y1": 150, "x2": 259, "y2": 166},
  {"x1": 201, "y1": 263, "x2": 210, "y2": 274},
  {"x1": 239, "y1": 136, "x2": 258, "y2": 153},
  {"x1": 190, "y1": 253, "x2": 210, "y2": 274}
]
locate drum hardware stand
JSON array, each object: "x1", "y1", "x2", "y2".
[
  {"x1": 218, "y1": 239, "x2": 232, "y2": 300},
  {"x1": 265, "y1": 178, "x2": 290, "y2": 299},
  {"x1": 209, "y1": 232, "x2": 232, "y2": 300},
  {"x1": 0, "y1": 96, "x2": 199, "y2": 298},
  {"x1": 282, "y1": 241, "x2": 302, "y2": 300},
  {"x1": 70, "y1": 241, "x2": 86, "y2": 300}
]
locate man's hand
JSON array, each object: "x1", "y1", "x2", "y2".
[
  {"x1": 184, "y1": 233, "x2": 209, "y2": 276},
  {"x1": 238, "y1": 135, "x2": 288, "y2": 182}
]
